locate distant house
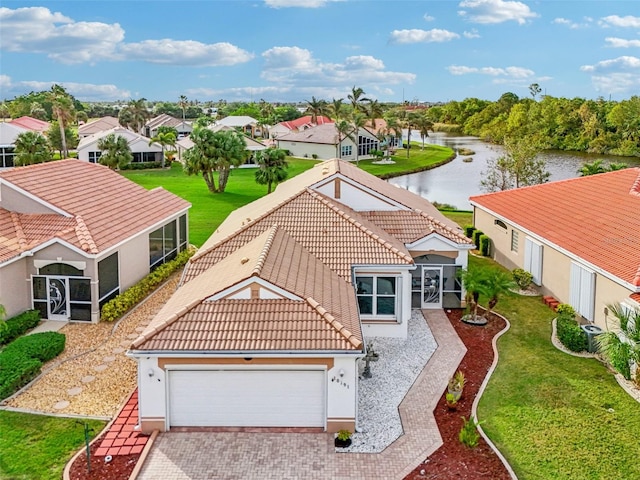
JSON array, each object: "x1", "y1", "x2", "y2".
[
  {"x1": 9, "y1": 116, "x2": 51, "y2": 134},
  {"x1": 0, "y1": 122, "x2": 29, "y2": 168},
  {"x1": 470, "y1": 168, "x2": 640, "y2": 328},
  {"x1": 276, "y1": 123, "x2": 380, "y2": 161},
  {"x1": 0, "y1": 160, "x2": 190, "y2": 322},
  {"x1": 366, "y1": 118, "x2": 402, "y2": 150},
  {"x1": 269, "y1": 115, "x2": 334, "y2": 139},
  {"x1": 176, "y1": 129, "x2": 266, "y2": 167},
  {"x1": 78, "y1": 116, "x2": 120, "y2": 138},
  {"x1": 77, "y1": 127, "x2": 163, "y2": 165},
  {"x1": 215, "y1": 116, "x2": 258, "y2": 137},
  {"x1": 144, "y1": 114, "x2": 192, "y2": 139}
]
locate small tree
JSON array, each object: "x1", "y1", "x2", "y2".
[
  {"x1": 47, "y1": 121, "x2": 78, "y2": 157},
  {"x1": 97, "y1": 133, "x2": 132, "y2": 170},
  {"x1": 458, "y1": 268, "x2": 486, "y2": 322},
  {"x1": 14, "y1": 131, "x2": 52, "y2": 165},
  {"x1": 482, "y1": 270, "x2": 516, "y2": 319},
  {"x1": 254, "y1": 147, "x2": 288, "y2": 194},
  {"x1": 149, "y1": 131, "x2": 176, "y2": 168},
  {"x1": 596, "y1": 303, "x2": 640, "y2": 380}
]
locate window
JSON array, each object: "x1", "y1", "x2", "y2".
[
  {"x1": 149, "y1": 218, "x2": 185, "y2": 269},
  {"x1": 88, "y1": 151, "x2": 102, "y2": 163},
  {"x1": 178, "y1": 215, "x2": 188, "y2": 251},
  {"x1": 0, "y1": 147, "x2": 16, "y2": 168},
  {"x1": 511, "y1": 230, "x2": 519, "y2": 252},
  {"x1": 356, "y1": 276, "x2": 397, "y2": 317},
  {"x1": 358, "y1": 135, "x2": 379, "y2": 157},
  {"x1": 341, "y1": 145, "x2": 352, "y2": 157},
  {"x1": 569, "y1": 262, "x2": 595, "y2": 321},
  {"x1": 39, "y1": 263, "x2": 82, "y2": 276},
  {"x1": 98, "y1": 252, "x2": 119, "y2": 308},
  {"x1": 132, "y1": 152, "x2": 159, "y2": 163},
  {"x1": 494, "y1": 219, "x2": 508, "y2": 230}
]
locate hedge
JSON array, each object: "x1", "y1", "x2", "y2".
[
  {"x1": 0, "y1": 310, "x2": 41, "y2": 346},
  {"x1": 556, "y1": 305, "x2": 588, "y2": 352},
  {"x1": 0, "y1": 332, "x2": 66, "y2": 400},
  {"x1": 100, "y1": 248, "x2": 195, "y2": 322},
  {"x1": 479, "y1": 234, "x2": 491, "y2": 256},
  {"x1": 464, "y1": 225, "x2": 476, "y2": 239},
  {"x1": 472, "y1": 230, "x2": 484, "y2": 249}
]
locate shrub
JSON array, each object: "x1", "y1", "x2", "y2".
[
  {"x1": 479, "y1": 234, "x2": 491, "y2": 256},
  {"x1": 0, "y1": 310, "x2": 41, "y2": 346},
  {"x1": 120, "y1": 161, "x2": 162, "y2": 170},
  {"x1": 311, "y1": 154, "x2": 318, "y2": 160},
  {"x1": 472, "y1": 230, "x2": 484, "y2": 249},
  {"x1": 512, "y1": 268, "x2": 533, "y2": 290},
  {"x1": 556, "y1": 309, "x2": 588, "y2": 352},
  {"x1": 463, "y1": 225, "x2": 476, "y2": 239},
  {"x1": 101, "y1": 248, "x2": 195, "y2": 322},
  {"x1": 459, "y1": 416, "x2": 480, "y2": 448},
  {"x1": 556, "y1": 303, "x2": 576, "y2": 318},
  {"x1": 0, "y1": 332, "x2": 66, "y2": 400}
]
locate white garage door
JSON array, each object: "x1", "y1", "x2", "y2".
[{"x1": 168, "y1": 369, "x2": 325, "y2": 428}]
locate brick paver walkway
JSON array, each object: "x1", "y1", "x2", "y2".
[
  {"x1": 95, "y1": 390, "x2": 150, "y2": 457},
  {"x1": 136, "y1": 309, "x2": 466, "y2": 480}
]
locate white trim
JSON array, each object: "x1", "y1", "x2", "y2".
[
  {"x1": 34, "y1": 259, "x2": 86, "y2": 271},
  {"x1": 207, "y1": 277, "x2": 302, "y2": 302},
  {"x1": 0, "y1": 179, "x2": 72, "y2": 217},
  {"x1": 406, "y1": 232, "x2": 475, "y2": 251},
  {"x1": 471, "y1": 202, "x2": 640, "y2": 292},
  {"x1": 312, "y1": 173, "x2": 410, "y2": 211}
]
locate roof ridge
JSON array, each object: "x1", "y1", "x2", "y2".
[
  {"x1": 307, "y1": 189, "x2": 413, "y2": 264},
  {"x1": 306, "y1": 297, "x2": 362, "y2": 350},
  {"x1": 10, "y1": 212, "x2": 28, "y2": 250},
  {"x1": 252, "y1": 225, "x2": 279, "y2": 277},
  {"x1": 414, "y1": 209, "x2": 473, "y2": 244},
  {"x1": 74, "y1": 215, "x2": 99, "y2": 253}
]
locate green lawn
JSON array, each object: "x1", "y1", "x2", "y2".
[
  {"x1": 357, "y1": 143, "x2": 454, "y2": 178},
  {"x1": 0, "y1": 410, "x2": 105, "y2": 480},
  {"x1": 470, "y1": 255, "x2": 640, "y2": 479},
  {"x1": 121, "y1": 159, "x2": 319, "y2": 247}
]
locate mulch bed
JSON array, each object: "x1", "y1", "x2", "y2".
[
  {"x1": 405, "y1": 309, "x2": 511, "y2": 479},
  {"x1": 68, "y1": 437, "x2": 139, "y2": 480}
]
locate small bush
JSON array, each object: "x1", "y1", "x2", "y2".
[
  {"x1": 556, "y1": 303, "x2": 576, "y2": 318},
  {"x1": 0, "y1": 332, "x2": 66, "y2": 400},
  {"x1": 556, "y1": 310, "x2": 588, "y2": 352},
  {"x1": 120, "y1": 161, "x2": 162, "y2": 170},
  {"x1": 311, "y1": 154, "x2": 318, "y2": 160},
  {"x1": 463, "y1": 225, "x2": 476, "y2": 239},
  {"x1": 472, "y1": 230, "x2": 484, "y2": 249},
  {"x1": 0, "y1": 310, "x2": 41, "y2": 346},
  {"x1": 479, "y1": 234, "x2": 490, "y2": 256},
  {"x1": 101, "y1": 248, "x2": 195, "y2": 322},
  {"x1": 459, "y1": 416, "x2": 480, "y2": 448},
  {"x1": 512, "y1": 268, "x2": 533, "y2": 290}
]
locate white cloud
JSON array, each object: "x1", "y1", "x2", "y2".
[
  {"x1": 260, "y1": 46, "x2": 415, "y2": 91},
  {"x1": 599, "y1": 15, "x2": 640, "y2": 28},
  {"x1": 118, "y1": 40, "x2": 253, "y2": 66},
  {"x1": 423, "y1": 13, "x2": 435, "y2": 22},
  {"x1": 0, "y1": 6, "x2": 123, "y2": 63},
  {"x1": 264, "y1": 0, "x2": 342, "y2": 8},
  {"x1": 447, "y1": 64, "x2": 534, "y2": 78},
  {"x1": 605, "y1": 37, "x2": 640, "y2": 48},
  {"x1": 1, "y1": 75, "x2": 130, "y2": 101},
  {"x1": 580, "y1": 56, "x2": 640, "y2": 72},
  {"x1": 581, "y1": 56, "x2": 640, "y2": 94},
  {"x1": 463, "y1": 29, "x2": 481, "y2": 39},
  {"x1": 389, "y1": 29, "x2": 460, "y2": 44},
  {"x1": 552, "y1": 17, "x2": 592, "y2": 29},
  {"x1": 458, "y1": 0, "x2": 538, "y2": 25}
]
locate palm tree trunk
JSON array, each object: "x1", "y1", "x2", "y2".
[
  {"x1": 203, "y1": 170, "x2": 217, "y2": 193},
  {"x1": 58, "y1": 118, "x2": 68, "y2": 158},
  {"x1": 218, "y1": 167, "x2": 230, "y2": 193}
]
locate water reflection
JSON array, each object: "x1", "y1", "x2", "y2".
[{"x1": 389, "y1": 131, "x2": 640, "y2": 210}]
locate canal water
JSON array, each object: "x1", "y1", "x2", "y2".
[{"x1": 389, "y1": 132, "x2": 640, "y2": 210}]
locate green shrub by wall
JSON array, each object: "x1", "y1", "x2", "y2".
[
  {"x1": 472, "y1": 230, "x2": 484, "y2": 249},
  {"x1": 464, "y1": 225, "x2": 476, "y2": 239},
  {"x1": 479, "y1": 235, "x2": 491, "y2": 256},
  {"x1": 556, "y1": 308, "x2": 588, "y2": 352},
  {"x1": 0, "y1": 310, "x2": 41, "y2": 346},
  {"x1": 0, "y1": 332, "x2": 66, "y2": 400}
]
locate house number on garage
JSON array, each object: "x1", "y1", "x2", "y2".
[{"x1": 331, "y1": 376, "x2": 349, "y2": 388}]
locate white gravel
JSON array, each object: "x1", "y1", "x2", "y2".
[{"x1": 340, "y1": 309, "x2": 437, "y2": 453}]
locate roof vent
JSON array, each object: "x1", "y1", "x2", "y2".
[{"x1": 240, "y1": 257, "x2": 250, "y2": 264}]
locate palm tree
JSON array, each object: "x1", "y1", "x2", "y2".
[
  {"x1": 596, "y1": 303, "x2": 640, "y2": 380},
  {"x1": 329, "y1": 98, "x2": 345, "y2": 123},
  {"x1": 304, "y1": 96, "x2": 328, "y2": 124},
  {"x1": 414, "y1": 115, "x2": 434, "y2": 150},
  {"x1": 149, "y1": 131, "x2": 176, "y2": 168},
  {"x1": 364, "y1": 99, "x2": 384, "y2": 130},
  {"x1": 119, "y1": 99, "x2": 150, "y2": 133},
  {"x1": 481, "y1": 270, "x2": 516, "y2": 319},
  {"x1": 383, "y1": 116, "x2": 401, "y2": 160},
  {"x1": 350, "y1": 112, "x2": 367, "y2": 166},
  {"x1": 48, "y1": 84, "x2": 75, "y2": 158},
  {"x1": 97, "y1": 133, "x2": 133, "y2": 170},
  {"x1": 255, "y1": 147, "x2": 288, "y2": 193},
  {"x1": 578, "y1": 160, "x2": 606, "y2": 176},
  {"x1": 347, "y1": 86, "x2": 369, "y2": 114},
  {"x1": 179, "y1": 95, "x2": 188, "y2": 122},
  {"x1": 335, "y1": 120, "x2": 355, "y2": 159},
  {"x1": 29, "y1": 102, "x2": 47, "y2": 121},
  {"x1": 458, "y1": 268, "x2": 487, "y2": 322},
  {"x1": 14, "y1": 131, "x2": 52, "y2": 166},
  {"x1": 183, "y1": 128, "x2": 247, "y2": 193}
]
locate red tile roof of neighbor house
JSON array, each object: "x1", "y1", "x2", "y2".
[
  {"x1": 133, "y1": 226, "x2": 363, "y2": 352},
  {"x1": 0, "y1": 159, "x2": 190, "y2": 263},
  {"x1": 278, "y1": 115, "x2": 333, "y2": 131},
  {"x1": 470, "y1": 167, "x2": 640, "y2": 287},
  {"x1": 8, "y1": 116, "x2": 50, "y2": 133}
]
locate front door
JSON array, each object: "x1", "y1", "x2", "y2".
[
  {"x1": 422, "y1": 266, "x2": 443, "y2": 309},
  {"x1": 33, "y1": 276, "x2": 70, "y2": 320}
]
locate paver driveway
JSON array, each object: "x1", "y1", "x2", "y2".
[{"x1": 136, "y1": 310, "x2": 466, "y2": 480}]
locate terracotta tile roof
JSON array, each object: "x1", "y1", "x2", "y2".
[
  {"x1": 186, "y1": 189, "x2": 413, "y2": 283},
  {"x1": 630, "y1": 293, "x2": 640, "y2": 303},
  {"x1": 278, "y1": 116, "x2": 333, "y2": 131},
  {"x1": 0, "y1": 160, "x2": 189, "y2": 260},
  {"x1": 470, "y1": 168, "x2": 640, "y2": 286},
  {"x1": 9, "y1": 116, "x2": 50, "y2": 133},
  {"x1": 277, "y1": 124, "x2": 339, "y2": 145},
  {"x1": 78, "y1": 116, "x2": 120, "y2": 136},
  {"x1": 133, "y1": 226, "x2": 363, "y2": 352}
]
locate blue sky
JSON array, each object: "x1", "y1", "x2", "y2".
[{"x1": 1, "y1": 1, "x2": 639, "y2": 104}]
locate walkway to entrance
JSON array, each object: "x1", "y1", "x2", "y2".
[{"x1": 136, "y1": 309, "x2": 466, "y2": 480}]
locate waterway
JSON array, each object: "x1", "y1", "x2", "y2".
[{"x1": 389, "y1": 132, "x2": 640, "y2": 210}]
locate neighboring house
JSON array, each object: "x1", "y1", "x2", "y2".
[
  {"x1": 276, "y1": 123, "x2": 380, "y2": 161},
  {"x1": 215, "y1": 116, "x2": 258, "y2": 137},
  {"x1": 77, "y1": 127, "x2": 163, "y2": 164},
  {"x1": 144, "y1": 114, "x2": 192, "y2": 139},
  {"x1": 470, "y1": 168, "x2": 640, "y2": 328},
  {"x1": 129, "y1": 158, "x2": 473, "y2": 434},
  {"x1": 0, "y1": 122, "x2": 29, "y2": 168},
  {"x1": 9, "y1": 116, "x2": 51, "y2": 134},
  {"x1": 366, "y1": 118, "x2": 403, "y2": 150},
  {"x1": 78, "y1": 116, "x2": 120, "y2": 138},
  {"x1": 269, "y1": 115, "x2": 334, "y2": 139},
  {"x1": 0, "y1": 159, "x2": 190, "y2": 322},
  {"x1": 178, "y1": 128, "x2": 266, "y2": 167},
  {"x1": 241, "y1": 136, "x2": 267, "y2": 167}
]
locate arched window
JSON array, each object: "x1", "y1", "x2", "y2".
[
  {"x1": 39, "y1": 263, "x2": 83, "y2": 276},
  {"x1": 494, "y1": 219, "x2": 508, "y2": 230}
]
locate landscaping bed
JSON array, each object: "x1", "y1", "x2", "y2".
[
  {"x1": 406, "y1": 309, "x2": 511, "y2": 479},
  {"x1": 68, "y1": 436, "x2": 138, "y2": 480}
]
